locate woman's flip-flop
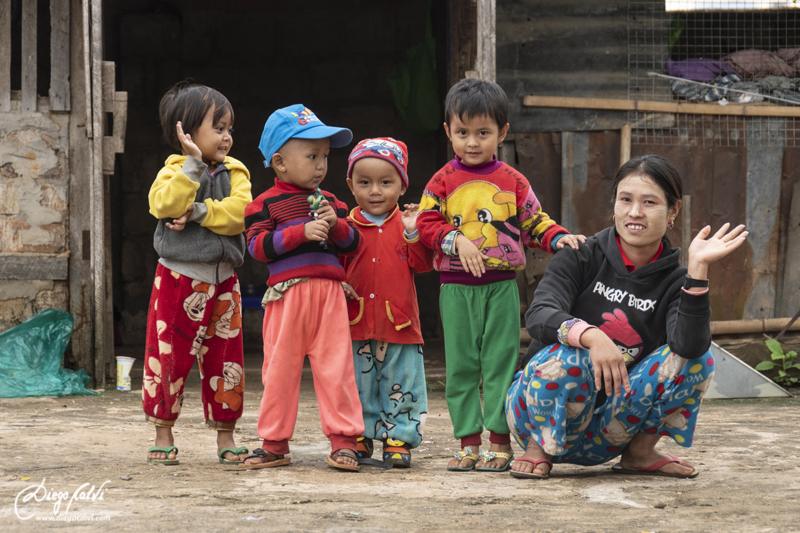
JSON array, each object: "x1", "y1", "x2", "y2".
[
  {"x1": 611, "y1": 453, "x2": 699, "y2": 478},
  {"x1": 218, "y1": 446, "x2": 248, "y2": 465},
  {"x1": 509, "y1": 457, "x2": 552, "y2": 479},
  {"x1": 326, "y1": 450, "x2": 360, "y2": 472},
  {"x1": 147, "y1": 446, "x2": 179, "y2": 465},
  {"x1": 238, "y1": 448, "x2": 291, "y2": 469},
  {"x1": 475, "y1": 450, "x2": 514, "y2": 472}
]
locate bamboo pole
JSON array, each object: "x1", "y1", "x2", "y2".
[
  {"x1": 520, "y1": 317, "x2": 800, "y2": 345},
  {"x1": 523, "y1": 95, "x2": 800, "y2": 118}
]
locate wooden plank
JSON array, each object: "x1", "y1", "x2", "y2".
[
  {"x1": 523, "y1": 95, "x2": 800, "y2": 118},
  {"x1": 744, "y1": 119, "x2": 783, "y2": 319},
  {"x1": 475, "y1": 0, "x2": 495, "y2": 81},
  {"x1": 560, "y1": 131, "x2": 589, "y2": 235},
  {"x1": 21, "y1": 0, "x2": 37, "y2": 112},
  {"x1": 681, "y1": 195, "x2": 691, "y2": 266},
  {"x1": 68, "y1": 0, "x2": 95, "y2": 378},
  {"x1": 91, "y1": 0, "x2": 108, "y2": 387},
  {"x1": 780, "y1": 179, "x2": 800, "y2": 317},
  {"x1": 49, "y1": 0, "x2": 70, "y2": 111},
  {"x1": 0, "y1": 0, "x2": 10, "y2": 112},
  {"x1": 619, "y1": 124, "x2": 631, "y2": 166},
  {"x1": 0, "y1": 256, "x2": 69, "y2": 279}
]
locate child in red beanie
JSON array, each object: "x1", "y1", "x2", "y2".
[{"x1": 341, "y1": 138, "x2": 434, "y2": 468}]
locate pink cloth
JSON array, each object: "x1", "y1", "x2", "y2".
[{"x1": 257, "y1": 278, "x2": 364, "y2": 455}]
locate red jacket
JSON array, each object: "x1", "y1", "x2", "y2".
[{"x1": 341, "y1": 206, "x2": 434, "y2": 344}]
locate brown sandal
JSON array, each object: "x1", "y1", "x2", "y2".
[
  {"x1": 326, "y1": 449, "x2": 360, "y2": 472},
  {"x1": 238, "y1": 448, "x2": 291, "y2": 469}
]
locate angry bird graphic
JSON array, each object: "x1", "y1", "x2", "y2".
[
  {"x1": 598, "y1": 309, "x2": 644, "y2": 364},
  {"x1": 442, "y1": 181, "x2": 523, "y2": 269}
]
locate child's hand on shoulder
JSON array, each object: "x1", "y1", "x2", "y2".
[
  {"x1": 315, "y1": 199, "x2": 338, "y2": 228},
  {"x1": 401, "y1": 204, "x2": 420, "y2": 233},
  {"x1": 166, "y1": 205, "x2": 194, "y2": 231},
  {"x1": 342, "y1": 283, "x2": 359, "y2": 300},
  {"x1": 456, "y1": 234, "x2": 488, "y2": 278},
  {"x1": 176, "y1": 121, "x2": 202, "y2": 161},
  {"x1": 556, "y1": 233, "x2": 587, "y2": 250},
  {"x1": 304, "y1": 219, "x2": 330, "y2": 242}
]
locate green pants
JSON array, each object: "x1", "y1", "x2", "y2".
[{"x1": 440, "y1": 279, "x2": 520, "y2": 439}]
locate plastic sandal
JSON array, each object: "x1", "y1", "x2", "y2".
[
  {"x1": 218, "y1": 446, "x2": 248, "y2": 465},
  {"x1": 238, "y1": 448, "x2": 291, "y2": 469},
  {"x1": 475, "y1": 450, "x2": 514, "y2": 472},
  {"x1": 326, "y1": 449, "x2": 360, "y2": 472},
  {"x1": 147, "y1": 445, "x2": 179, "y2": 465},
  {"x1": 356, "y1": 437, "x2": 374, "y2": 459},
  {"x1": 383, "y1": 438, "x2": 411, "y2": 468},
  {"x1": 510, "y1": 457, "x2": 553, "y2": 479},
  {"x1": 611, "y1": 453, "x2": 699, "y2": 478},
  {"x1": 447, "y1": 446, "x2": 480, "y2": 471}
]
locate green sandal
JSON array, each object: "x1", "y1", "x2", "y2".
[
  {"x1": 475, "y1": 450, "x2": 514, "y2": 472},
  {"x1": 447, "y1": 446, "x2": 480, "y2": 472},
  {"x1": 147, "y1": 446, "x2": 179, "y2": 465},
  {"x1": 218, "y1": 446, "x2": 249, "y2": 465}
]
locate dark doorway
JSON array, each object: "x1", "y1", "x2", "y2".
[{"x1": 103, "y1": 1, "x2": 448, "y2": 347}]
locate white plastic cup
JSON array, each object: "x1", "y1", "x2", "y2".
[{"x1": 116, "y1": 356, "x2": 135, "y2": 391}]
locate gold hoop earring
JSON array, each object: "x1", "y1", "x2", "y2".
[{"x1": 612, "y1": 215, "x2": 616, "y2": 222}]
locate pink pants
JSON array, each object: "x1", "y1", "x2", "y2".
[{"x1": 258, "y1": 278, "x2": 364, "y2": 455}]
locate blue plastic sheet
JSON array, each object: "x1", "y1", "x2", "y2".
[{"x1": 0, "y1": 309, "x2": 98, "y2": 398}]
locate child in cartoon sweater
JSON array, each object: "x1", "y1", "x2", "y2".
[
  {"x1": 416, "y1": 78, "x2": 585, "y2": 472},
  {"x1": 144, "y1": 82, "x2": 252, "y2": 466},
  {"x1": 340, "y1": 138, "x2": 434, "y2": 468},
  {"x1": 242, "y1": 105, "x2": 364, "y2": 471}
]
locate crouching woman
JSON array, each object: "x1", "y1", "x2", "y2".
[{"x1": 506, "y1": 154, "x2": 747, "y2": 479}]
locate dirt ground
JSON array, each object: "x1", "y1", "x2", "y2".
[{"x1": 2, "y1": 340, "x2": 800, "y2": 532}]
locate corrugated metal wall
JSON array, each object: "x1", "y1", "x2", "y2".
[{"x1": 497, "y1": 0, "x2": 800, "y2": 321}]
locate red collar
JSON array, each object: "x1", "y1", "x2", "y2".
[{"x1": 616, "y1": 236, "x2": 663, "y2": 273}]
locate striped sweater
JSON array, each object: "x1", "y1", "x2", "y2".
[{"x1": 245, "y1": 179, "x2": 359, "y2": 286}]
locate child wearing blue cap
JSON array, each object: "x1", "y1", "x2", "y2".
[{"x1": 241, "y1": 104, "x2": 365, "y2": 471}]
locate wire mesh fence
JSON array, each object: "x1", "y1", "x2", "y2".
[{"x1": 628, "y1": 0, "x2": 800, "y2": 146}]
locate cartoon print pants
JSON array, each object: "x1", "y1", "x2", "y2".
[
  {"x1": 142, "y1": 264, "x2": 244, "y2": 430},
  {"x1": 352, "y1": 340, "x2": 428, "y2": 448},
  {"x1": 505, "y1": 343, "x2": 715, "y2": 466}
]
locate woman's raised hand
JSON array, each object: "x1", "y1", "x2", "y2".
[{"x1": 688, "y1": 223, "x2": 747, "y2": 266}]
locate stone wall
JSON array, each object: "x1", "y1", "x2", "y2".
[{"x1": 0, "y1": 97, "x2": 71, "y2": 333}]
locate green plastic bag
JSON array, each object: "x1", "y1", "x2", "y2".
[
  {"x1": 386, "y1": 8, "x2": 441, "y2": 133},
  {"x1": 0, "y1": 308, "x2": 98, "y2": 397}
]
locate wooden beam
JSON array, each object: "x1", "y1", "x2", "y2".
[
  {"x1": 91, "y1": 0, "x2": 108, "y2": 386},
  {"x1": 50, "y1": 0, "x2": 71, "y2": 111},
  {"x1": 681, "y1": 195, "x2": 691, "y2": 266},
  {"x1": 475, "y1": 0, "x2": 495, "y2": 81},
  {"x1": 21, "y1": 0, "x2": 37, "y2": 112},
  {"x1": 619, "y1": 124, "x2": 631, "y2": 166},
  {"x1": 0, "y1": 256, "x2": 69, "y2": 279},
  {"x1": 0, "y1": 0, "x2": 10, "y2": 112},
  {"x1": 68, "y1": 0, "x2": 95, "y2": 380},
  {"x1": 523, "y1": 95, "x2": 800, "y2": 118}
]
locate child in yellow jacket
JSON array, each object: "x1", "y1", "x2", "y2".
[{"x1": 143, "y1": 82, "x2": 252, "y2": 466}]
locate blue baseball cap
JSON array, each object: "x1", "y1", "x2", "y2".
[{"x1": 258, "y1": 104, "x2": 353, "y2": 167}]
